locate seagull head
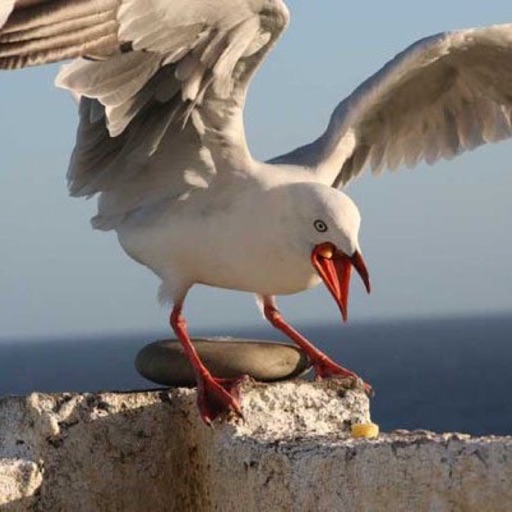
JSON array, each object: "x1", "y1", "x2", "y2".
[{"x1": 284, "y1": 183, "x2": 371, "y2": 322}]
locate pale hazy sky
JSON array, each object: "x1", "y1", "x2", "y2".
[{"x1": 1, "y1": 1, "x2": 511, "y2": 341}]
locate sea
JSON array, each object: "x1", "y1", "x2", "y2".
[{"x1": 1, "y1": 313, "x2": 511, "y2": 437}]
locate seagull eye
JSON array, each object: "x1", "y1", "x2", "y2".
[{"x1": 314, "y1": 219, "x2": 328, "y2": 233}]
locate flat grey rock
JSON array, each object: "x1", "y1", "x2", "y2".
[{"x1": 135, "y1": 339, "x2": 311, "y2": 387}]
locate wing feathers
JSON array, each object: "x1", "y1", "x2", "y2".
[
  {"x1": 1, "y1": 1, "x2": 292, "y2": 229},
  {"x1": 57, "y1": 52, "x2": 163, "y2": 137},
  {"x1": 212, "y1": 17, "x2": 261, "y2": 97},
  {"x1": 273, "y1": 24, "x2": 512, "y2": 187},
  {"x1": 0, "y1": 1, "x2": 15, "y2": 29},
  {"x1": 0, "y1": 0, "x2": 120, "y2": 69},
  {"x1": 58, "y1": 0, "x2": 288, "y2": 229},
  {"x1": 0, "y1": 19, "x2": 117, "y2": 57},
  {"x1": 2, "y1": 0, "x2": 118, "y2": 34}
]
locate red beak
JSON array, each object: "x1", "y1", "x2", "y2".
[{"x1": 311, "y1": 242, "x2": 371, "y2": 322}]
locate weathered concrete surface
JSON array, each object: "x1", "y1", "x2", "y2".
[{"x1": 0, "y1": 380, "x2": 510, "y2": 512}]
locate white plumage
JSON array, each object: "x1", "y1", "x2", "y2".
[{"x1": 2, "y1": 0, "x2": 512, "y2": 423}]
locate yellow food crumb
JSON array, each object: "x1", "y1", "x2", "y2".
[{"x1": 351, "y1": 422, "x2": 379, "y2": 439}]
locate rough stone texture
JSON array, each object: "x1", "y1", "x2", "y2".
[
  {"x1": 0, "y1": 381, "x2": 510, "y2": 512},
  {"x1": 0, "y1": 459, "x2": 42, "y2": 507},
  {"x1": 207, "y1": 431, "x2": 512, "y2": 512}
]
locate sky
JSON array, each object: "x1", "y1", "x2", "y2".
[{"x1": 1, "y1": 1, "x2": 511, "y2": 342}]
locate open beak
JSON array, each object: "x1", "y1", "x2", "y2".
[{"x1": 312, "y1": 242, "x2": 371, "y2": 322}]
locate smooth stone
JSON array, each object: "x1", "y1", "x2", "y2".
[{"x1": 135, "y1": 339, "x2": 311, "y2": 387}]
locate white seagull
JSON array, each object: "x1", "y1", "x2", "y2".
[{"x1": 2, "y1": 1, "x2": 512, "y2": 424}]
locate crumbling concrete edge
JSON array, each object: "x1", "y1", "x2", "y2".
[{"x1": 0, "y1": 383, "x2": 510, "y2": 511}]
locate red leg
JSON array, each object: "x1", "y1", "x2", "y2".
[
  {"x1": 170, "y1": 303, "x2": 244, "y2": 425},
  {"x1": 263, "y1": 299, "x2": 373, "y2": 396}
]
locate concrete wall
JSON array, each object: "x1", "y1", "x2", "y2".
[{"x1": 0, "y1": 380, "x2": 511, "y2": 511}]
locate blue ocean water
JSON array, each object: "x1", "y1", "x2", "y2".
[{"x1": 1, "y1": 314, "x2": 511, "y2": 436}]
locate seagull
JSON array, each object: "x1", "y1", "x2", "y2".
[{"x1": 2, "y1": 1, "x2": 512, "y2": 424}]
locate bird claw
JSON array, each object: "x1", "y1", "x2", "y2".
[
  {"x1": 312, "y1": 357, "x2": 374, "y2": 397},
  {"x1": 196, "y1": 374, "x2": 247, "y2": 426}
]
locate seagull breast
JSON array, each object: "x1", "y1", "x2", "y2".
[{"x1": 116, "y1": 171, "x2": 323, "y2": 299}]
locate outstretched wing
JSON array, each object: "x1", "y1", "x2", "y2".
[
  {"x1": 273, "y1": 25, "x2": 512, "y2": 187},
  {"x1": 0, "y1": 0, "x2": 289, "y2": 228}
]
